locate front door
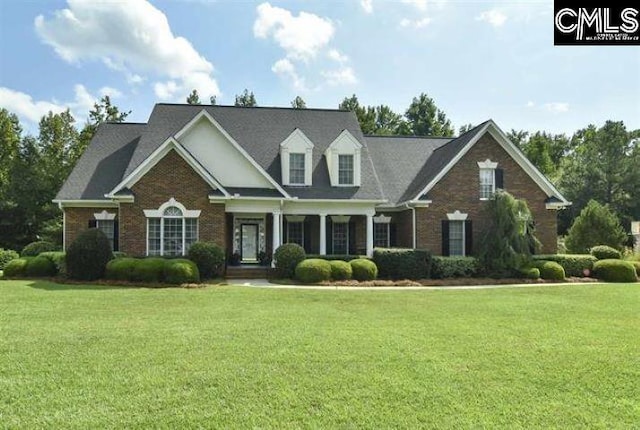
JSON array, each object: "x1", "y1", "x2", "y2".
[{"x1": 241, "y1": 224, "x2": 258, "y2": 262}]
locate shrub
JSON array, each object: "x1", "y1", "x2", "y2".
[
  {"x1": 593, "y1": 259, "x2": 637, "y2": 282},
  {"x1": 431, "y1": 257, "x2": 479, "y2": 279},
  {"x1": 25, "y1": 256, "x2": 57, "y2": 277},
  {"x1": 373, "y1": 248, "x2": 431, "y2": 280},
  {"x1": 565, "y1": 200, "x2": 627, "y2": 253},
  {"x1": 329, "y1": 260, "x2": 352, "y2": 281},
  {"x1": 164, "y1": 259, "x2": 200, "y2": 284},
  {"x1": 533, "y1": 260, "x2": 565, "y2": 280},
  {"x1": 0, "y1": 249, "x2": 19, "y2": 270},
  {"x1": 590, "y1": 245, "x2": 622, "y2": 260},
  {"x1": 305, "y1": 254, "x2": 364, "y2": 262},
  {"x1": 187, "y1": 242, "x2": 225, "y2": 279},
  {"x1": 274, "y1": 243, "x2": 306, "y2": 278},
  {"x1": 350, "y1": 259, "x2": 378, "y2": 281},
  {"x1": 519, "y1": 267, "x2": 540, "y2": 279},
  {"x1": 38, "y1": 251, "x2": 66, "y2": 276},
  {"x1": 131, "y1": 258, "x2": 166, "y2": 283},
  {"x1": 112, "y1": 251, "x2": 128, "y2": 259},
  {"x1": 630, "y1": 261, "x2": 640, "y2": 277},
  {"x1": 105, "y1": 258, "x2": 139, "y2": 281},
  {"x1": 66, "y1": 229, "x2": 113, "y2": 280},
  {"x1": 21, "y1": 241, "x2": 58, "y2": 257},
  {"x1": 295, "y1": 259, "x2": 332, "y2": 283},
  {"x1": 3, "y1": 258, "x2": 30, "y2": 277},
  {"x1": 533, "y1": 254, "x2": 597, "y2": 277}
]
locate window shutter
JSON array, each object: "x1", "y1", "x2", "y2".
[
  {"x1": 495, "y1": 168, "x2": 504, "y2": 189},
  {"x1": 282, "y1": 219, "x2": 288, "y2": 244},
  {"x1": 303, "y1": 219, "x2": 311, "y2": 254},
  {"x1": 441, "y1": 220, "x2": 450, "y2": 256},
  {"x1": 113, "y1": 220, "x2": 119, "y2": 252},
  {"x1": 464, "y1": 220, "x2": 473, "y2": 256},
  {"x1": 348, "y1": 220, "x2": 356, "y2": 255},
  {"x1": 88, "y1": 219, "x2": 97, "y2": 228},
  {"x1": 390, "y1": 223, "x2": 397, "y2": 247},
  {"x1": 326, "y1": 218, "x2": 333, "y2": 255}
]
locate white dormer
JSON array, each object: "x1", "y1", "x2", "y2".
[
  {"x1": 280, "y1": 128, "x2": 314, "y2": 186},
  {"x1": 325, "y1": 130, "x2": 362, "y2": 187}
]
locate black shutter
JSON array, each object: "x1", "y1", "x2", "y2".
[
  {"x1": 464, "y1": 220, "x2": 473, "y2": 256},
  {"x1": 348, "y1": 220, "x2": 356, "y2": 255},
  {"x1": 441, "y1": 220, "x2": 450, "y2": 256},
  {"x1": 113, "y1": 220, "x2": 119, "y2": 252},
  {"x1": 495, "y1": 168, "x2": 504, "y2": 190},
  {"x1": 303, "y1": 218, "x2": 311, "y2": 254},
  {"x1": 88, "y1": 219, "x2": 97, "y2": 228},
  {"x1": 326, "y1": 218, "x2": 333, "y2": 255},
  {"x1": 282, "y1": 219, "x2": 288, "y2": 244},
  {"x1": 390, "y1": 223, "x2": 397, "y2": 247}
]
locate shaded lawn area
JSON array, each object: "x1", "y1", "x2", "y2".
[{"x1": 1, "y1": 280, "x2": 639, "y2": 428}]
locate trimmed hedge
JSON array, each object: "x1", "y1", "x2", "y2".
[
  {"x1": 3, "y1": 258, "x2": 30, "y2": 277},
  {"x1": 295, "y1": 259, "x2": 332, "y2": 283},
  {"x1": 519, "y1": 267, "x2": 540, "y2": 279},
  {"x1": 131, "y1": 258, "x2": 166, "y2": 283},
  {"x1": 590, "y1": 245, "x2": 622, "y2": 260},
  {"x1": 0, "y1": 249, "x2": 19, "y2": 270},
  {"x1": 306, "y1": 254, "x2": 365, "y2": 262},
  {"x1": 25, "y1": 256, "x2": 57, "y2": 277},
  {"x1": 373, "y1": 248, "x2": 431, "y2": 280},
  {"x1": 187, "y1": 241, "x2": 225, "y2": 279},
  {"x1": 274, "y1": 243, "x2": 306, "y2": 279},
  {"x1": 39, "y1": 252, "x2": 66, "y2": 276},
  {"x1": 164, "y1": 259, "x2": 200, "y2": 284},
  {"x1": 533, "y1": 254, "x2": 597, "y2": 277},
  {"x1": 630, "y1": 261, "x2": 640, "y2": 277},
  {"x1": 533, "y1": 260, "x2": 566, "y2": 280},
  {"x1": 112, "y1": 251, "x2": 128, "y2": 259},
  {"x1": 66, "y1": 229, "x2": 113, "y2": 280},
  {"x1": 105, "y1": 258, "x2": 139, "y2": 281},
  {"x1": 431, "y1": 257, "x2": 479, "y2": 279},
  {"x1": 329, "y1": 260, "x2": 352, "y2": 281},
  {"x1": 21, "y1": 241, "x2": 58, "y2": 257},
  {"x1": 593, "y1": 259, "x2": 637, "y2": 282},
  {"x1": 350, "y1": 259, "x2": 378, "y2": 281}
]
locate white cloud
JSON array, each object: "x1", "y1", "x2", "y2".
[
  {"x1": 0, "y1": 84, "x2": 100, "y2": 124},
  {"x1": 360, "y1": 0, "x2": 373, "y2": 14},
  {"x1": 476, "y1": 9, "x2": 507, "y2": 27},
  {"x1": 526, "y1": 101, "x2": 535, "y2": 108},
  {"x1": 322, "y1": 67, "x2": 358, "y2": 86},
  {"x1": 254, "y1": 2, "x2": 335, "y2": 61},
  {"x1": 34, "y1": 0, "x2": 220, "y2": 101},
  {"x1": 544, "y1": 102, "x2": 569, "y2": 113},
  {"x1": 328, "y1": 49, "x2": 349, "y2": 63},
  {"x1": 400, "y1": 17, "x2": 432, "y2": 28},
  {"x1": 271, "y1": 58, "x2": 307, "y2": 91},
  {"x1": 402, "y1": 0, "x2": 428, "y2": 12},
  {"x1": 99, "y1": 86, "x2": 122, "y2": 98}
]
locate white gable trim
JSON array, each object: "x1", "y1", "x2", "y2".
[
  {"x1": 174, "y1": 109, "x2": 290, "y2": 198},
  {"x1": 143, "y1": 197, "x2": 201, "y2": 218},
  {"x1": 411, "y1": 121, "x2": 570, "y2": 206},
  {"x1": 106, "y1": 137, "x2": 229, "y2": 198},
  {"x1": 280, "y1": 128, "x2": 314, "y2": 150},
  {"x1": 325, "y1": 130, "x2": 363, "y2": 187}
]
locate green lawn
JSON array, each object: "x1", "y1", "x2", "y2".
[{"x1": 1, "y1": 281, "x2": 639, "y2": 428}]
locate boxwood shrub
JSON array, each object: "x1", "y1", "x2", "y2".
[
  {"x1": 164, "y1": 259, "x2": 200, "y2": 284},
  {"x1": 131, "y1": 258, "x2": 166, "y2": 283},
  {"x1": 38, "y1": 251, "x2": 66, "y2": 276},
  {"x1": 3, "y1": 258, "x2": 30, "y2": 277},
  {"x1": 105, "y1": 258, "x2": 139, "y2": 281},
  {"x1": 329, "y1": 260, "x2": 352, "y2": 281},
  {"x1": 187, "y1": 241, "x2": 225, "y2": 279},
  {"x1": 21, "y1": 241, "x2": 58, "y2": 257},
  {"x1": 25, "y1": 256, "x2": 57, "y2": 277},
  {"x1": 373, "y1": 248, "x2": 431, "y2": 280},
  {"x1": 533, "y1": 254, "x2": 597, "y2": 277},
  {"x1": 519, "y1": 267, "x2": 540, "y2": 279},
  {"x1": 630, "y1": 261, "x2": 640, "y2": 277},
  {"x1": 533, "y1": 260, "x2": 566, "y2": 280},
  {"x1": 593, "y1": 259, "x2": 637, "y2": 282},
  {"x1": 305, "y1": 254, "x2": 364, "y2": 262},
  {"x1": 295, "y1": 259, "x2": 332, "y2": 283},
  {"x1": 274, "y1": 243, "x2": 306, "y2": 278},
  {"x1": 431, "y1": 257, "x2": 478, "y2": 279},
  {"x1": 66, "y1": 229, "x2": 113, "y2": 280},
  {"x1": 350, "y1": 259, "x2": 378, "y2": 281},
  {"x1": 590, "y1": 245, "x2": 622, "y2": 260},
  {"x1": 0, "y1": 249, "x2": 19, "y2": 270}
]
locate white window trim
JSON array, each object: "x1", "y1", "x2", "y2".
[
  {"x1": 144, "y1": 198, "x2": 200, "y2": 256},
  {"x1": 143, "y1": 197, "x2": 201, "y2": 218},
  {"x1": 280, "y1": 128, "x2": 314, "y2": 186},
  {"x1": 288, "y1": 153, "x2": 306, "y2": 185},
  {"x1": 93, "y1": 210, "x2": 116, "y2": 221},
  {"x1": 448, "y1": 220, "x2": 466, "y2": 257},
  {"x1": 337, "y1": 154, "x2": 355, "y2": 186},
  {"x1": 447, "y1": 210, "x2": 468, "y2": 221},
  {"x1": 373, "y1": 223, "x2": 390, "y2": 248},
  {"x1": 373, "y1": 215, "x2": 392, "y2": 224},
  {"x1": 325, "y1": 130, "x2": 362, "y2": 187},
  {"x1": 331, "y1": 219, "x2": 350, "y2": 255},
  {"x1": 478, "y1": 160, "x2": 498, "y2": 201},
  {"x1": 477, "y1": 159, "x2": 498, "y2": 169}
]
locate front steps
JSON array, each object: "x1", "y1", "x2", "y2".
[{"x1": 226, "y1": 265, "x2": 271, "y2": 279}]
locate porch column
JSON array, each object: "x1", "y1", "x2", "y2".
[
  {"x1": 319, "y1": 213, "x2": 327, "y2": 255},
  {"x1": 366, "y1": 214, "x2": 374, "y2": 257},
  {"x1": 272, "y1": 210, "x2": 281, "y2": 266}
]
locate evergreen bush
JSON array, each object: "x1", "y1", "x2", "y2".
[
  {"x1": 565, "y1": 200, "x2": 626, "y2": 253},
  {"x1": 21, "y1": 241, "x2": 58, "y2": 257},
  {"x1": 350, "y1": 259, "x2": 378, "y2": 281},
  {"x1": 590, "y1": 245, "x2": 622, "y2": 260},
  {"x1": 187, "y1": 241, "x2": 225, "y2": 279},
  {"x1": 66, "y1": 229, "x2": 113, "y2": 280},
  {"x1": 329, "y1": 260, "x2": 352, "y2": 281},
  {"x1": 295, "y1": 259, "x2": 332, "y2": 283},
  {"x1": 593, "y1": 259, "x2": 637, "y2": 282},
  {"x1": 274, "y1": 243, "x2": 306, "y2": 278}
]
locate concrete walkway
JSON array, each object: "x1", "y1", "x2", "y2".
[{"x1": 227, "y1": 279, "x2": 603, "y2": 291}]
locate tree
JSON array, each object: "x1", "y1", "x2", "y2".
[
  {"x1": 477, "y1": 190, "x2": 541, "y2": 277},
  {"x1": 507, "y1": 129, "x2": 529, "y2": 148},
  {"x1": 76, "y1": 96, "x2": 130, "y2": 164},
  {"x1": 209, "y1": 95, "x2": 217, "y2": 105},
  {"x1": 373, "y1": 105, "x2": 404, "y2": 135},
  {"x1": 404, "y1": 93, "x2": 454, "y2": 137},
  {"x1": 0, "y1": 109, "x2": 21, "y2": 198},
  {"x1": 186, "y1": 89, "x2": 201, "y2": 105},
  {"x1": 338, "y1": 94, "x2": 376, "y2": 134},
  {"x1": 459, "y1": 123, "x2": 475, "y2": 135},
  {"x1": 564, "y1": 200, "x2": 627, "y2": 253},
  {"x1": 291, "y1": 96, "x2": 307, "y2": 109},
  {"x1": 235, "y1": 89, "x2": 257, "y2": 107}
]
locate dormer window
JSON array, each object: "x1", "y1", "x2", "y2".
[
  {"x1": 325, "y1": 130, "x2": 362, "y2": 187},
  {"x1": 338, "y1": 154, "x2": 354, "y2": 185},
  {"x1": 280, "y1": 129, "x2": 313, "y2": 186}
]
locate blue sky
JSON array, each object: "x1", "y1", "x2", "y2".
[{"x1": 1, "y1": 0, "x2": 638, "y2": 135}]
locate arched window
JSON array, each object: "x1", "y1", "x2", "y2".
[{"x1": 144, "y1": 199, "x2": 200, "y2": 256}]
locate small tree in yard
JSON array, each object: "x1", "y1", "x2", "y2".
[
  {"x1": 66, "y1": 228, "x2": 113, "y2": 280},
  {"x1": 565, "y1": 200, "x2": 627, "y2": 253},
  {"x1": 477, "y1": 190, "x2": 541, "y2": 277}
]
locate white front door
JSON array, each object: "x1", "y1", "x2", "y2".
[{"x1": 241, "y1": 224, "x2": 258, "y2": 261}]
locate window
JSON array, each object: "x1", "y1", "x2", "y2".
[
  {"x1": 449, "y1": 221, "x2": 464, "y2": 256},
  {"x1": 374, "y1": 223, "x2": 389, "y2": 248},
  {"x1": 146, "y1": 205, "x2": 199, "y2": 256},
  {"x1": 289, "y1": 153, "x2": 305, "y2": 185},
  {"x1": 287, "y1": 221, "x2": 304, "y2": 247},
  {"x1": 96, "y1": 220, "x2": 115, "y2": 251},
  {"x1": 332, "y1": 222, "x2": 349, "y2": 254},
  {"x1": 479, "y1": 168, "x2": 495, "y2": 199},
  {"x1": 338, "y1": 154, "x2": 354, "y2": 185}
]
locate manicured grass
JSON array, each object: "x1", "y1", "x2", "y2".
[{"x1": 1, "y1": 280, "x2": 639, "y2": 428}]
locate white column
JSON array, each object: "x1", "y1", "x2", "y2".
[
  {"x1": 319, "y1": 213, "x2": 327, "y2": 255},
  {"x1": 366, "y1": 214, "x2": 374, "y2": 257},
  {"x1": 272, "y1": 210, "x2": 281, "y2": 267}
]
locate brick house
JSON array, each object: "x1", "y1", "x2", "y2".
[{"x1": 55, "y1": 104, "x2": 570, "y2": 261}]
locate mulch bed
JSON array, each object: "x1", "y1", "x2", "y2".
[{"x1": 312, "y1": 277, "x2": 600, "y2": 287}]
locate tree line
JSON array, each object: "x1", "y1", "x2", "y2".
[{"x1": 0, "y1": 89, "x2": 637, "y2": 251}]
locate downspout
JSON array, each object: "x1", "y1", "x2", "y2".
[{"x1": 405, "y1": 203, "x2": 416, "y2": 249}]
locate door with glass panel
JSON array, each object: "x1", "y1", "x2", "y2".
[{"x1": 241, "y1": 224, "x2": 259, "y2": 262}]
